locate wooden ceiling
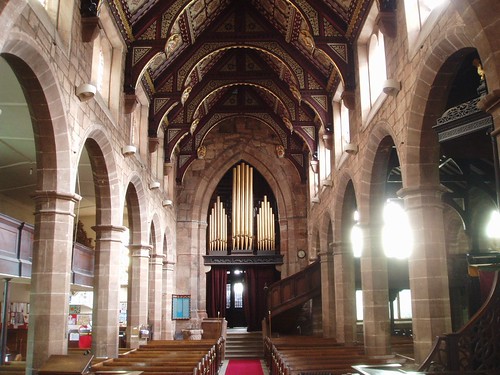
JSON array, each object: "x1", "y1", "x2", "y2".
[{"x1": 84, "y1": 0, "x2": 378, "y2": 181}]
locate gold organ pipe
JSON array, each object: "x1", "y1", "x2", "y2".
[
  {"x1": 257, "y1": 212, "x2": 261, "y2": 250},
  {"x1": 249, "y1": 167, "x2": 253, "y2": 249},
  {"x1": 218, "y1": 197, "x2": 222, "y2": 250},
  {"x1": 232, "y1": 167, "x2": 236, "y2": 250}
]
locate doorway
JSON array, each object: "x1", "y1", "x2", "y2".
[{"x1": 226, "y1": 269, "x2": 247, "y2": 328}]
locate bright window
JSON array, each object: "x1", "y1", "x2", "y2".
[
  {"x1": 319, "y1": 136, "x2": 331, "y2": 183},
  {"x1": 382, "y1": 200, "x2": 413, "y2": 259},
  {"x1": 404, "y1": 0, "x2": 449, "y2": 58},
  {"x1": 357, "y1": 2, "x2": 388, "y2": 126},
  {"x1": 393, "y1": 289, "x2": 412, "y2": 320},
  {"x1": 332, "y1": 84, "x2": 352, "y2": 166}
]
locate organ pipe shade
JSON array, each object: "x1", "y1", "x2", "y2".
[
  {"x1": 257, "y1": 195, "x2": 275, "y2": 251},
  {"x1": 232, "y1": 163, "x2": 253, "y2": 250},
  {"x1": 208, "y1": 196, "x2": 228, "y2": 251}
]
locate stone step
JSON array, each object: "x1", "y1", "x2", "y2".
[{"x1": 225, "y1": 330, "x2": 264, "y2": 359}]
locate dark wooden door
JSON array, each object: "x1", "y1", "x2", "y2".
[{"x1": 226, "y1": 268, "x2": 247, "y2": 328}]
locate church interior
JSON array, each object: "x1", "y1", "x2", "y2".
[{"x1": 0, "y1": 0, "x2": 499, "y2": 374}]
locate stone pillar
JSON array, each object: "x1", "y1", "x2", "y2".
[
  {"x1": 360, "y1": 221, "x2": 391, "y2": 355},
  {"x1": 127, "y1": 244, "x2": 151, "y2": 348},
  {"x1": 149, "y1": 253, "x2": 165, "y2": 340},
  {"x1": 26, "y1": 191, "x2": 80, "y2": 374},
  {"x1": 318, "y1": 244, "x2": 336, "y2": 337},
  {"x1": 176, "y1": 220, "x2": 207, "y2": 327},
  {"x1": 478, "y1": 90, "x2": 500, "y2": 205},
  {"x1": 92, "y1": 224, "x2": 126, "y2": 358},
  {"x1": 333, "y1": 242, "x2": 357, "y2": 344},
  {"x1": 399, "y1": 185, "x2": 452, "y2": 363},
  {"x1": 162, "y1": 260, "x2": 175, "y2": 339}
]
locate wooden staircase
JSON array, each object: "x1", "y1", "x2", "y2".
[
  {"x1": 225, "y1": 329, "x2": 264, "y2": 359},
  {"x1": 265, "y1": 260, "x2": 321, "y2": 334}
]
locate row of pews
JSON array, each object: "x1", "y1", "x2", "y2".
[
  {"x1": 91, "y1": 338, "x2": 224, "y2": 375},
  {"x1": 264, "y1": 336, "x2": 405, "y2": 375}
]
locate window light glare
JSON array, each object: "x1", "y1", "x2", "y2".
[
  {"x1": 382, "y1": 201, "x2": 413, "y2": 259},
  {"x1": 351, "y1": 224, "x2": 363, "y2": 258},
  {"x1": 486, "y1": 209, "x2": 500, "y2": 240}
]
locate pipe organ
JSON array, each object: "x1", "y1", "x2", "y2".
[
  {"x1": 257, "y1": 196, "x2": 275, "y2": 250},
  {"x1": 232, "y1": 163, "x2": 254, "y2": 250},
  {"x1": 209, "y1": 196, "x2": 228, "y2": 251},
  {"x1": 208, "y1": 162, "x2": 278, "y2": 253}
]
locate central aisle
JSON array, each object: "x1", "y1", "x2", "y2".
[{"x1": 221, "y1": 359, "x2": 268, "y2": 375}]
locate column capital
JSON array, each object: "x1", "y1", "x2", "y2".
[
  {"x1": 31, "y1": 190, "x2": 82, "y2": 216},
  {"x1": 163, "y1": 260, "x2": 176, "y2": 270},
  {"x1": 150, "y1": 253, "x2": 166, "y2": 265},
  {"x1": 129, "y1": 244, "x2": 152, "y2": 257},
  {"x1": 397, "y1": 185, "x2": 448, "y2": 210},
  {"x1": 477, "y1": 89, "x2": 500, "y2": 114},
  {"x1": 92, "y1": 225, "x2": 127, "y2": 242}
]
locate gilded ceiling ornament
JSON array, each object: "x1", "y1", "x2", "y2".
[
  {"x1": 289, "y1": 84, "x2": 301, "y2": 102},
  {"x1": 299, "y1": 29, "x2": 315, "y2": 52},
  {"x1": 197, "y1": 145, "x2": 206, "y2": 159},
  {"x1": 283, "y1": 117, "x2": 294, "y2": 133},
  {"x1": 190, "y1": 118, "x2": 200, "y2": 135},
  {"x1": 276, "y1": 145, "x2": 285, "y2": 158},
  {"x1": 165, "y1": 33, "x2": 181, "y2": 58},
  {"x1": 181, "y1": 86, "x2": 192, "y2": 106}
]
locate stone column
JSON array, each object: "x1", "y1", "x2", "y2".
[
  {"x1": 318, "y1": 244, "x2": 336, "y2": 337},
  {"x1": 91, "y1": 224, "x2": 126, "y2": 358},
  {"x1": 26, "y1": 191, "x2": 80, "y2": 373},
  {"x1": 333, "y1": 242, "x2": 357, "y2": 344},
  {"x1": 360, "y1": 221, "x2": 391, "y2": 355},
  {"x1": 162, "y1": 260, "x2": 175, "y2": 339},
  {"x1": 127, "y1": 244, "x2": 151, "y2": 348},
  {"x1": 478, "y1": 90, "x2": 500, "y2": 205},
  {"x1": 399, "y1": 185, "x2": 452, "y2": 363},
  {"x1": 176, "y1": 220, "x2": 207, "y2": 326},
  {"x1": 149, "y1": 253, "x2": 165, "y2": 340}
]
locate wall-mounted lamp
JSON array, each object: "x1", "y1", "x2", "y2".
[
  {"x1": 162, "y1": 199, "x2": 173, "y2": 207},
  {"x1": 150, "y1": 181, "x2": 160, "y2": 190},
  {"x1": 382, "y1": 79, "x2": 401, "y2": 96},
  {"x1": 345, "y1": 143, "x2": 358, "y2": 154},
  {"x1": 122, "y1": 145, "x2": 137, "y2": 156},
  {"x1": 75, "y1": 83, "x2": 96, "y2": 102}
]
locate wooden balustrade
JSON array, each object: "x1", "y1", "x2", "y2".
[{"x1": 0, "y1": 213, "x2": 94, "y2": 287}]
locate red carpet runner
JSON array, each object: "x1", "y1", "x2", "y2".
[{"x1": 225, "y1": 359, "x2": 264, "y2": 375}]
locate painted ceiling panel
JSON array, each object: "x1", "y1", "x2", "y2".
[{"x1": 108, "y1": 0, "x2": 373, "y2": 179}]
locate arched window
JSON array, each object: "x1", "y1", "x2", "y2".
[
  {"x1": 404, "y1": 0, "x2": 449, "y2": 58},
  {"x1": 333, "y1": 85, "x2": 352, "y2": 167},
  {"x1": 319, "y1": 134, "x2": 331, "y2": 184},
  {"x1": 357, "y1": 2, "x2": 388, "y2": 127},
  {"x1": 368, "y1": 32, "x2": 387, "y2": 107},
  {"x1": 31, "y1": 0, "x2": 74, "y2": 48},
  {"x1": 90, "y1": 3, "x2": 124, "y2": 118}
]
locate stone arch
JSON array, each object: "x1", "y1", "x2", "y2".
[
  {"x1": 187, "y1": 150, "x2": 300, "y2": 227},
  {"x1": 358, "y1": 122, "x2": 399, "y2": 225},
  {"x1": 405, "y1": 26, "x2": 478, "y2": 187},
  {"x1": 453, "y1": 0, "x2": 500, "y2": 90},
  {"x1": 81, "y1": 126, "x2": 122, "y2": 225},
  {"x1": 332, "y1": 170, "x2": 359, "y2": 246},
  {"x1": 124, "y1": 173, "x2": 148, "y2": 245},
  {"x1": 1, "y1": 34, "x2": 72, "y2": 193},
  {"x1": 317, "y1": 210, "x2": 334, "y2": 256},
  {"x1": 149, "y1": 213, "x2": 163, "y2": 255}
]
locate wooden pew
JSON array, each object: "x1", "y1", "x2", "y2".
[
  {"x1": 91, "y1": 337, "x2": 224, "y2": 375},
  {"x1": 265, "y1": 336, "x2": 405, "y2": 375}
]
